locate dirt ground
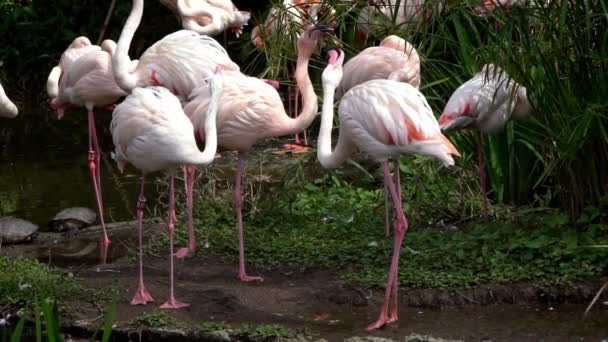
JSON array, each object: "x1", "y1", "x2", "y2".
[{"x1": 3, "y1": 221, "x2": 608, "y2": 341}]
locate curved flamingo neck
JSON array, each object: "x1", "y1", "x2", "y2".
[
  {"x1": 113, "y1": 0, "x2": 141, "y2": 92},
  {"x1": 317, "y1": 80, "x2": 351, "y2": 169},
  {"x1": 284, "y1": 51, "x2": 318, "y2": 135}
]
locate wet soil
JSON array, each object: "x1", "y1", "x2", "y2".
[{"x1": 4, "y1": 221, "x2": 606, "y2": 341}]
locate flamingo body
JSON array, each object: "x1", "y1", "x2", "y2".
[
  {"x1": 47, "y1": 36, "x2": 101, "y2": 99},
  {"x1": 0, "y1": 81, "x2": 18, "y2": 118},
  {"x1": 438, "y1": 64, "x2": 530, "y2": 134},
  {"x1": 357, "y1": 0, "x2": 443, "y2": 39},
  {"x1": 161, "y1": 0, "x2": 250, "y2": 36},
  {"x1": 336, "y1": 36, "x2": 420, "y2": 98}
]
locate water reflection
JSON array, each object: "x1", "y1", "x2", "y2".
[{"x1": 0, "y1": 105, "x2": 154, "y2": 225}]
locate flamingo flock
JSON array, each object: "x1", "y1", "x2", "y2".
[{"x1": 0, "y1": 0, "x2": 533, "y2": 332}]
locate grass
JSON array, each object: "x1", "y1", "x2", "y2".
[
  {"x1": 131, "y1": 310, "x2": 181, "y2": 329},
  {"x1": 147, "y1": 156, "x2": 608, "y2": 289},
  {"x1": 0, "y1": 256, "x2": 103, "y2": 312}
]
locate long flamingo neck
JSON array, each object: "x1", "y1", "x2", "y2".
[
  {"x1": 286, "y1": 51, "x2": 318, "y2": 134},
  {"x1": 317, "y1": 82, "x2": 347, "y2": 168},
  {"x1": 113, "y1": 0, "x2": 141, "y2": 92},
  {"x1": 193, "y1": 80, "x2": 223, "y2": 165}
]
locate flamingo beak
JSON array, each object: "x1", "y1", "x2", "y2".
[
  {"x1": 311, "y1": 23, "x2": 334, "y2": 33},
  {"x1": 439, "y1": 114, "x2": 475, "y2": 133},
  {"x1": 117, "y1": 160, "x2": 126, "y2": 174}
]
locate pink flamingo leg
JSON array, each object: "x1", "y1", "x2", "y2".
[
  {"x1": 87, "y1": 109, "x2": 110, "y2": 263},
  {"x1": 383, "y1": 179, "x2": 390, "y2": 237},
  {"x1": 235, "y1": 153, "x2": 263, "y2": 282},
  {"x1": 176, "y1": 165, "x2": 196, "y2": 259},
  {"x1": 388, "y1": 159, "x2": 405, "y2": 323},
  {"x1": 367, "y1": 161, "x2": 408, "y2": 331},
  {"x1": 131, "y1": 175, "x2": 154, "y2": 305},
  {"x1": 160, "y1": 175, "x2": 190, "y2": 309},
  {"x1": 477, "y1": 132, "x2": 489, "y2": 223}
]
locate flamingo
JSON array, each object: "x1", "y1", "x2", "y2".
[
  {"x1": 356, "y1": 0, "x2": 443, "y2": 42},
  {"x1": 47, "y1": 36, "x2": 101, "y2": 100},
  {"x1": 335, "y1": 35, "x2": 420, "y2": 237},
  {"x1": 113, "y1": 0, "x2": 239, "y2": 259},
  {"x1": 110, "y1": 69, "x2": 223, "y2": 308},
  {"x1": 183, "y1": 24, "x2": 333, "y2": 282},
  {"x1": 317, "y1": 49, "x2": 460, "y2": 330},
  {"x1": 438, "y1": 64, "x2": 531, "y2": 222},
  {"x1": 50, "y1": 40, "x2": 129, "y2": 263},
  {"x1": 0, "y1": 81, "x2": 18, "y2": 118},
  {"x1": 251, "y1": 0, "x2": 334, "y2": 150},
  {"x1": 159, "y1": 0, "x2": 250, "y2": 37}
]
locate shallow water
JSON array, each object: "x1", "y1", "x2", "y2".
[{"x1": 0, "y1": 106, "x2": 147, "y2": 225}]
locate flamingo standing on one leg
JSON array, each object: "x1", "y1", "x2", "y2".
[
  {"x1": 50, "y1": 43, "x2": 128, "y2": 263},
  {"x1": 317, "y1": 49, "x2": 460, "y2": 330},
  {"x1": 0, "y1": 81, "x2": 18, "y2": 118},
  {"x1": 438, "y1": 65, "x2": 531, "y2": 220},
  {"x1": 251, "y1": 0, "x2": 334, "y2": 150},
  {"x1": 335, "y1": 34, "x2": 421, "y2": 237},
  {"x1": 111, "y1": 69, "x2": 223, "y2": 308},
  {"x1": 183, "y1": 24, "x2": 333, "y2": 282},
  {"x1": 113, "y1": 0, "x2": 239, "y2": 259},
  {"x1": 438, "y1": 64, "x2": 531, "y2": 222}
]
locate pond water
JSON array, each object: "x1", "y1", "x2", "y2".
[{"x1": 0, "y1": 105, "x2": 148, "y2": 226}]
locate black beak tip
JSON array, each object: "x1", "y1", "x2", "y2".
[{"x1": 312, "y1": 23, "x2": 334, "y2": 33}]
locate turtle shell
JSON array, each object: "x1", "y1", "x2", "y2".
[
  {"x1": 0, "y1": 217, "x2": 38, "y2": 244},
  {"x1": 48, "y1": 207, "x2": 97, "y2": 232}
]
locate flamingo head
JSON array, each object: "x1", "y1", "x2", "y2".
[
  {"x1": 438, "y1": 99, "x2": 476, "y2": 133},
  {"x1": 380, "y1": 35, "x2": 407, "y2": 51},
  {"x1": 50, "y1": 99, "x2": 69, "y2": 119},
  {"x1": 322, "y1": 49, "x2": 344, "y2": 89},
  {"x1": 298, "y1": 23, "x2": 334, "y2": 56},
  {"x1": 69, "y1": 36, "x2": 92, "y2": 49}
]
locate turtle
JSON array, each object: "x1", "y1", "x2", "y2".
[
  {"x1": 48, "y1": 207, "x2": 97, "y2": 236},
  {"x1": 0, "y1": 217, "x2": 38, "y2": 244}
]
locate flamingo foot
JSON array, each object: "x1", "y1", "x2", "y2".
[
  {"x1": 215, "y1": 153, "x2": 221, "y2": 159},
  {"x1": 130, "y1": 286, "x2": 154, "y2": 305},
  {"x1": 160, "y1": 296, "x2": 189, "y2": 309},
  {"x1": 239, "y1": 272, "x2": 264, "y2": 282},
  {"x1": 366, "y1": 313, "x2": 389, "y2": 331},
  {"x1": 387, "y1": 310, "x2": 398, "y2": 324},
  {"x1": 175, "y1": 247, "x2": 193, "y2": 259},
  {"x1": 282, "y1": 143, "x2": 310, "y2": 152}
]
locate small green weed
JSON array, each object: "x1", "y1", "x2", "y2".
[
  {"x1": 199, "y1": 320, "x2": 229, "y2": 333},
  {"x1": 235, "y1": 323, "x2": 294, "y2": 341},
  {"x1": 132, "y1": 311, "x2": 179, "y2": 329}
]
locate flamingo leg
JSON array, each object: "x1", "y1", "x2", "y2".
[
  {"x1": 235, "y1": 153, "x2": 263, "y2": 282},
  {"x1": 293, "y1": 72, "x2": 301, "y2": 145},
  {"x1": 367, "y1": 161, "x2": 408, "y2": 331},
  {"x1": 87, "y1": 109, "x2": 110, "y2": 264},
  {"x1": 160, "y1": 175, "x2": 189, "y2": 309},
  {"x1": 477, "y1": 131, "x2": 489, "y2": 223},
  {"x1": 383, "y1": 179, "x2": 390, "y2": 237},
  {"x1": 388, "y1": 159, "x2": 404, "y2": 323},
  {"x1": 176, "y1": 165, "x2": 196, "y2": 259},
  {"x1": 131, "y1": 175, "x2": 154, "y2": 305}
]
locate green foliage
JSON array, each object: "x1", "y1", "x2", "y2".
[
  {"x1": 0, "y1": 257, "x2": 87, "y2": 311},
  {"x1": 199, "y1": 320, "x2": 229, "y2": 333},
  {"x1": 132, "y1": 311, "x2": 179, "y2": 329},
  {"x1": 151, "y1": 165, "x2": 608, "y2": 289},
  {"x1": 235, "y1": 323, "x2": 294, "y2": 342}
]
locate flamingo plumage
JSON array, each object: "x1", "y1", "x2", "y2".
[
  {"x1": 160, "y1": 0, "x2": 250, "y2": 37},
  {"x1": 183, "y1": 24, "x2": 332, "y2": 282},
  {"x1": 317, "y1": 49, "x2": 460, "y2": 331},
  {"x1": 110, "y1": 68, "x2": 223, "y2": 308},
  {"x1": 50, "y1": 40, "x2": 128, "y2": 263},
  {"x1": 438, "y1": 64, "x2": 531, "y2": 222},
  {"x1": 0, "y1": 81, "x2": 18, "y2": 118}
]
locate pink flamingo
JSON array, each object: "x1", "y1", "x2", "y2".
[
  {"x1": 159, "y1": 0, "x2": 250, "y2": 37},
  {"x1": 50, "y1": 40, "x2": 128, "y2": 263},
  {"x1": 183, "y1": 24, "x2": 333, "y2": 282},
  {"x1": 438, "y1": 64, "x2": 531, "y2": 222},
  {"x1": 110, "y1": 70, "x2": 223, "y2": 308},
  {"x1": 113, "y1": 0, "x2": 239, "y2": 259},
  {"x1": 0, "y1": 81, "x2": 18, "y2": 118},
  {"x1": 336, "y1": 35, "x2": 420, "y2": 237},
  {"x1": 356, "y1": 0, "x2": 443, "y2": 43},
  {"x1": 251, "y1": 0, "x2": 333, "y2": 150},
  {"x1": 317, "y1": 49, "x2": 460, "y2": 330},
  {"x1": 47, "y1": 37, "x2": 101, "y2": 100}
]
